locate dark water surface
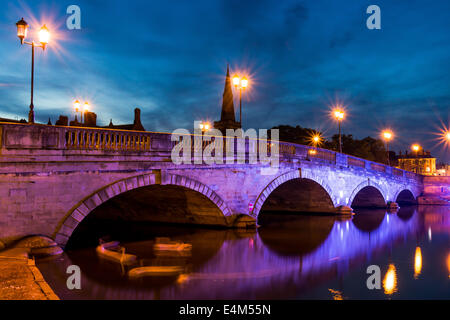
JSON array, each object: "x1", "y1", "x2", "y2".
[{"x1": 37, "y1": 206, "x2": 450, "y2": 299}]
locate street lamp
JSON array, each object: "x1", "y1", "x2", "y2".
[
  {"x1": 411, "y1": 144, "x2": 421, "y2": 174},
  {"x1": 382, "y1": 130, "x2": 393, "y2": 166},
  {"x1": 332, "y1": 107, "x2": 345, "y2": 153},
  {"x1": 232, "y1": 74, "x2": 248, "y2": 125},
  {"x1": 83, "y1": 101, "x2": 89, "y2": 124},
  {"x1": 16, "y1": 18, "x2": 50, "y2": 124},
  {"x1": 307, "y1": 133, "x2": 322, "y2": 158},
  {"x1": 73, "y1": 100, "x2": 81, "y2": 123},
  {"x1": 199, "y1": 121, "x2": 210, "y2": 133}
]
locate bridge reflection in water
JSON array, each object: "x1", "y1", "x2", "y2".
[{"x1": 37, "y1": 206, "x2": 450, "y2": 300}]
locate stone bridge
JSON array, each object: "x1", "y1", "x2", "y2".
[{"x1": 0, "y1": 122, "x2": 423, "y2": 247}]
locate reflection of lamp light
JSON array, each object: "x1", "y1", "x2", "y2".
[
  {"x1": 383, "y1": 264, "x2": 397, "y2": 295},
  {"x1": 414, "y1": 247, "x2": 422, "y2": 279},
  {"x1": 176, "y1": 274, "x2": 190, "y2": 284},
  {"x1": 447, "y1": 253, "x2": 450, "y2": 279}
]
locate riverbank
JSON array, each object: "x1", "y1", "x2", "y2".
[{"x1": 0, "y1": 245, "x2": 59, "y2": 300}]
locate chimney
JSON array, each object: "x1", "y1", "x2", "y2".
[{"x1": 133, "y1": 108, "x2": 145, "y2": 131}]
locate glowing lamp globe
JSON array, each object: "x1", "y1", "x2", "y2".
[
  {"x1": 74, "y1": 100, "x2": 80, "y2": 111},
  {"x1": 241, "y1": 77, "x2": 248, "y2": 88},
  {"x1": 39, "y1": 24, "x2": 50, "y2": 48},
  {"x1": 232, "y1": 75, "x2": 240, "y2": 87},
  {"x1": 382, "y1": 131, "x2": 393, "y2": 141},
  {"x1": 16, "y1": 18, "x2": 29, "y2": 44},
  {"x1": 333, "y1": 109, "x2": 344, "y2": 121}
]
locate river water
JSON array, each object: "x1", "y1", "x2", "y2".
[{"x1": 37, "y1": 206, "x2": 449, "y2": 299}]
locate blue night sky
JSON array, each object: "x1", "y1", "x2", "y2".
[{"x1": 0, "y1": 0, "x2": 449, "y2": 161}]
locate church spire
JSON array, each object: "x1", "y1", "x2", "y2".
[
  {"x1": 220, "y1": 64, "x2": 236, "y2": 122},
  {"x1": 213, "y1": 64, "x2": 242, "y2": 134}
]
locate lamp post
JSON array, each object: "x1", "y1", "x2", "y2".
[
  {"x1": 382, "y1": 130, "x2": 393, "y2": 166},
  {"x1": 333, "y1": 108, "x2": 345, "y2": 153},
  {"x1": 73, "y1": 100, "x2": 81, "y2": 123},
  {"x1": 411, "y1": 144, "x2": 420, "y2": 173},
  {"x1": 83, "y1": 101, "x2": 89, "y2": 119},
  {"x1": 232, "y1": 74, "x2": 248, "y2": 125},
  {"x1": 308, "y1": 133, "x2": 321, "y2": 158},
  {"x1": 199, "y1": 121, "x2": 210, "y2": 133},
  {"x1": 16, "y1": 18, "x2": 50, "y2": 124}
]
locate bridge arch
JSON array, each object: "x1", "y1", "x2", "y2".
[
  {"x1": 54, "y1": 173, "x2": 232, "y2": 247},
  {"x1": 349, "y1": 180, "x2": 387, "y2": 209},
  {"x1": 394, "y1": 188, "x2": 417, "y2": 205},
  {"x1": 252, "y1": 170, "x2": 337, "y2": 218}
]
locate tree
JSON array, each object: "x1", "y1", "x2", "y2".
[{"x1": 272, "y1": 125, "x2": 389, "y2": 164}]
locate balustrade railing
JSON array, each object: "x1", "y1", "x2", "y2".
[
  {"x1": 0, "y1": 122, "x2": 420, "y2": 180},
  {"x1": 306, "y1": 148, "x2": 336, "y2": 163},
  {"x1": 347, "y1": 156, "x2": 366, "y2": 168},
  {"x1": 65, "y1": 127, "x2": 151, "y2": 151},
  {"x1": 370, "y1": 162, "x2": 386, "y2": 173}
]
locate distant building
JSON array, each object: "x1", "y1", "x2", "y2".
[
  {"x1": 213, "y1": 64, "x2": 241, "y2": 134},
  {"x1": 0, "y1": 117, "x2": 27, "y2": 124},
  {"x1": 436, "y1": 164, "x2": 450, "y2": 176},
  {"x1": 105, "y1": 108, "x2": 145, "y2": 131},
  {"x1": 67, "y1": 107, "x2": 145, "y2": 131},
  {"x1": 397, "y1": 150, "x2": 436, "y2": 175},
  {"x1": 1, "y1": 107, "x2": 145, "y2": 132}
]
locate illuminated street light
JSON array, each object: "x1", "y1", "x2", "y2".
[
  {"x1": 313, "y1": 135, "x2": 320, "y2": 145},
  {"x1": 73, "y1": 99, "x2": 81, "y2": 123},
  {"x1": 411, "y1": 144, "x2": 421, "y2": 174},
  {"x1": 16, "y1": 18, "x2": 50, "y2": 124},
  {"x1": 307, "y1": 133, "x2": 322, "y2": 159},
  {"x1": 332, "y1": 107, "x2": 345, "y2": 153},
  {"x1": 232, "y1": 75, "x2": 240, "y2": 87},
  {"x1": 381, "y1": 130, "x2": 393, "y2": 166},
  {"x1": 38, "y1": 25, "x2": 50, "y2": 47},
  {"x1": 232, "y1": 73, "x2": 249, "y2": 125},
  {"x1": 199, "y1": 121, "x2": 210, "y2": 132},
  {"x1": 241, "y1": 77, "x2": 248, "y2": 89},
  {"x1": 83, "y1": 101, "x2": 90, "y2": 120},
  {"x1": 445, "y1": 131, "x2": 450, "y2": 141},
  {"x1": 74, "y1": 100, "x2": 80, "y2": 110}
]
